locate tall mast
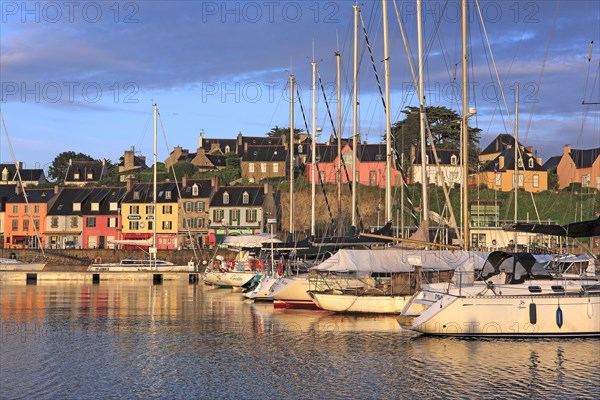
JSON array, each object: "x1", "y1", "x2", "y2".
[
  {"x1": 352, "y1": 4, "x2": 359, "y2": 228},
  {"x1": 417, "y1": 0, "x2": 428, "y2": 224},
  {"x1": 311, "y1": 60, "x2": 317, "y2": 237},
  {"x1": 383, "y1": 0, "x2": 392, "y2": 223},
  {"x1": 461, "y1": 0, "x2": 469, "y2": 250},
  {"x1": 152, "y1": 103, "x2": 158, "y2": 263},
  {"x1": 289, "y1": 74, "x2": 295, "y2": 238},
  {"x1": 514, "y1": 84, "x2": 519, "y2": 252},
  {"x1": 336, "y1": 51, "x2": 342, "y2": 232}
]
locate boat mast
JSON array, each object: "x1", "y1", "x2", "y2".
[
  {"x1": 352, "y1": 4, "x2": 359, "y2": 228},
  {"x1": 514, "y1": 84, "x2": 519, "y2": 252},
  {"x1": 152, "y1": 103, "x2": 158, "y2": 267},
  {"x1": 461, "y1": 0, "x2": 469, "y2": 250},
  {"x1": 289, "y1": 73, "x2": 295, "y2": 239},
  {"x1": 336, "y1": 51, "x2": 342, "y2": 233},
  {"x1": 383, "y1": 0, "x2": 392, "y2": 223},
  {"x1": 311, "y1": 58, "x2": 317, "y2": 237},
  {"x1": 417, "y1": 0, "x2": 429, "y2": 224}
]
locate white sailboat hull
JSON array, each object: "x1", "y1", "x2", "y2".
[
  {"x1": 244, "y1": 276, "x2": 278, "y2": 300},
  {"x1": 268, "y1": 276, "x2": 317, "y2": 309},
  {"x1": 203, "y1": 270, "x2": 256, "y2": 287},
  {"x1": 87, "y1": 262, "x2": 196, "y2": 272},
  {"x1": 309, "y1": 292, "x2": 410, "y2": 314},
  {"x1": 0, "y1": 261, "x2": 46, "y2": 271},
  {"x1": 400, "y1": 281, "x2": 600, "y2": 337}
]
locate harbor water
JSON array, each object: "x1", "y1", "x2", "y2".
[{"x1": 1, "y1": 280, "x2": 599, "y2": 399}]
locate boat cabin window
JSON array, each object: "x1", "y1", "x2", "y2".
[
  {"x1": 528, "y1": 285, "x2": 542, "y2": 293},
  {"x1": 551, "y1": 285, "x2": 564, "y2": 293}
]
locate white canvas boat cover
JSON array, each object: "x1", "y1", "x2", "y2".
[
  {"x1": 223, "y1": 233, "x2": 282, "y2": 249},
  {"x1": 311, "y1": 249, "x2": 489, "y2": 273}
]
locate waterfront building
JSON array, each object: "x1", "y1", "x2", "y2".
[
  {"x1": 46, "y1": 187, "x2": 87, "y2": 249},
  {"x1": 4, "y1": 186, "x2": 56, "y2": 249},
  {"x1": 241, "y1": 145, "x2": 287, "y2": 183},
  {"x1": 118, "y1": 147, "x2": 148, "y2": 183},
  {"x1": 411, "y1": 146, "x2": 462, "y2": 187},
  {"x1": 0, "y1": 162, "x2": 47, "y2": 186},
  {"x1": 81, "y1": 187, "x2": 126, "y2": 249},
  {"x1": 63, "y1": 159, "x2": 108, "y2": 186},
  {"x1": 177, "y1": 176, "x2": 214, "y2": 248}
]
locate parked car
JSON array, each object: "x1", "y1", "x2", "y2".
[{"x1": 65, "y1": 241, "x2": 76, "y2": 249}]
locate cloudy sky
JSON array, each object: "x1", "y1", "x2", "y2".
[{"x1": 1, "y1": 0, "x2": 599, "y2": 171}]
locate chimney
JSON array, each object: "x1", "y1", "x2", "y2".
[
  {"x1": 536, "y1": 157, "x2": 542, "y2": 166},
  {"x1": 198, "y1": 130, "x2": 204, "y2": 148},
  {"x1": 54, "y1": 184, "x2": 59, "y2": 194},
  {"x1": 237, "y1": 131, "x2": 243, "y2": 147},
  {"x1": 499, "y1": 156, "x2": 505, "y2": 170},
  {"x1": 564, "y1": 144, "x2": 571, "y2": 154},
  {"x1": 244, "y1": 142, "x2": 248, "y2": 153},
  {"x1": 126, "y1": 178, "x2": 133, "y2": 193},
  {"x1": 211, "y1": 175, "x2": 219, "y2": 192},
  {"x1": 264, "y1": 182, "x2": 270, "y2": 194},
  {"x1": 125, "y1": 150, "x2": 134, "y2": 168},
  {"x1": 182, "y1": 174, "x2": 188, "y2": 188}
]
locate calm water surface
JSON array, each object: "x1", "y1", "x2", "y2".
[{"x1": 1, "y1": 281, "x2": 599, "y2": 399}]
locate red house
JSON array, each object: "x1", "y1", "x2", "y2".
[{"x1": 81, "y1": 187, "x2": 127, "y2": 249}]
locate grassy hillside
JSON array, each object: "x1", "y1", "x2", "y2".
[{"x1": 276, "y1": 179, "x2": 599, "y2": 232}]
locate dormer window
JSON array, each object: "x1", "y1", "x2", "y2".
[
  {"x1": 91, "y1": 202, "x2": 99, "y2": 211},
  {"x1": 74, "y1": 172, "x2": 80, "y2": 180},
  {"x1": 87, "y1": 171, "x2": 93, "y2": 180},
  {"x1": 425, "y1": 155, "x2": 429, "y2": 164},
  {"x1": 73, "y1": 203, "x2": 81, "y2": 211},
  {"x1": 528, "y1": 158, "x2": 534, "y2": 168},
  {"x1": 110, "y1": 202, "x2": 118, "y2": 211},
  {"x1": 450, "y1": 155, "x2": 458, "y2": 165},
  {"x1": 2, "y1": 168, "x2": 8, "y2": 181},
  {"x1": 375, "y1": 154, "x2": 383, "y2": 161},
  {"x1": 242, "y1": 191, "x2": 249, "y2": 204},
  {"x1": 517, "y1": 158, "x2": 523, "y2": 168},
  {"x1": 165, "y1": 191, "x2": 171, "y2": 200},
  {"x1": 133, "y1": 191, "x2": 140, "y2": 200},
  {"x1": 223, "y1": 192, "x2": 229, "y2": 204},
  {"x1": 192, "y1": 184, "x2": 199, "y2": 196},
  {"x1": 298, "y1": 145, "x2": 303, "y2": 153},
  {"x1": 225, "y1": 145, "x2": 230, "y2": 153}
]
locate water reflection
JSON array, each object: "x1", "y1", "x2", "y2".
[{"x1": 1, "y1": 281, "x2": 598, "y2": 399}]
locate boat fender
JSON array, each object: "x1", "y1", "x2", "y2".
[
  {"x1": 277, "y1": 260, "x2": 283, "y2": 276},
  {"x1": 556, "y1": 305, "x2": 563, "y2": 328},
  {"x1": 228, "y1": 259, "x2": 235, "y2": 271},
  {"x1": 587, "y1": 299, "x2": 593, "y2": 319},
  {"x1": 94, "y1": 257, "x2": 102, "y2": 264},
  {"x1": 529, "y1": 302, "x2": 537, "y2": 325}
]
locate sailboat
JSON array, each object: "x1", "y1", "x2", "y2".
[
  {"x1": 87, "y1": 104, "x2": 197, "y2": 272},
  {"x1": 398, "y1": 0, "x2": 600, "y2": 337}
]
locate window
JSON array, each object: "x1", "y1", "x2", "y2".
[
  {"x1": 11, "y1": 220, "x2": 18, "y2": 230},
  {"x1": 110, "y1": 202, "x2": 118, "y2": 211},
  {"x1": 1, "y1": 168, "x2": 7, "y2": 181},
  {"x1": 495, "y1": 173, "x2": 502, "y2": 186},
  {"x1": 129, "y1": 221, "x2": 139, "y2": 230},
  {"x1": 242, "y1": 192, "x2": 249, "y2": 204},
  {"x1": 91, "y1": 202, "x2": 99, "y2": 211},
  {"x1": 146, "y1": 205, "x2": 154, "y2": 215},
  {"x1": 225, "y1": 145, "x2": 230, "y2": 153},
  {"x1": 198, "y1": 218, "x2": 205, "y2": 228},
  {"x1": 12, "y1": 205, "x2": 18, "y2": 213},
  {"x1": 231, "y1": 209, "x2": 238, "y2": 221},
  {"x1": 133, "y1": 191, "x2": 140, "y2": 200},
  {"x1": 528, "y1": 158, "x2": 534, "y2": 169},
  {"x1": 163, "y1": 221, "x2": 172, "y2": 230},
  {"x1": 298, "y1": 144, "x2": 303, "y2": 153},
  {"x1": 34, "y1": 205, "x2": 40, "y2": 214},
  {"x1": 273, "y1": 163, "x2": 279, "y2": 173},
  {"x1": 73, "y1": 203, "x2": 81, "y2": 211},
  {"x1": 223, "y1": 192, "x2": 229, "y2": 204},
  {"x1": 86, "y1": 217, "x2": 96, "y2": 228},
  {"x1": 197, "y1": 201, "x2": 204, "y2": 212},
  {"x1": 246, "y1": 209, "x2": 257, "y2": 223},
  {"x1": 259, "y1": 163, "x2": 266, "y2": 173},
  {"x1": 184, "y1": 218, "x2": 195, "y2": 229},
  {"x1": 147, "y1": 221, "x2": 153, "y2": 230},
  {"x1": 70, "y1": 217, "x2": 79, "y2": 228},
  {"x1": 517, "y1": 158, "x2": 523, "y2": 168},
  {"x1": 533, "y1": 174, "x2": 539, "y2": 188},
  {"x1": 213, "y1": 209, "x2": 224, "y2": 222},
  {"x1": 582, "y1": 174, "x2": 591, "y2": 187},
  {"x1": 51, "y1": 217, "x2": 59, "y2": 228},
  {"x1": 34, "y1": 220, "x2": 39, "y2": 230},
  {"x1": 192, "y1": 184, "x2": 199, "y2": 196},
  {"x1": 513, "y1": 173, "x2": 524, "y2": 188},
  {"x1": 249, "y1": 163, "x2": 255, "y2": 173},
  {"x1": 23, "y1": 219, "x2": 29, "y2": 231},
  {"x1": 450, "y1": 155, "x2": 458, "y2": 165},
  {"x1": 130, "y1": 205, "x2": 139, "y2": 214},
  {"x1": 108, "y1": 217, "x2": 117, "y2": 228},
  {"x1": 74, "y1": 172, "x2": 80, "y2": 179},
  {"x1": 163, "y1": 205, "x2": 172, "y2": 214},
  {"x1": 375, "y1": 154, "x2": 383, "y2": 161},
  {"x1": 165, "y1": 191, "x2": 171, "y2": 200},
  {"x1": 87, "y1": 171, "x2": 93, "y2": 179},
  {"x1": 185, "y1": 202, "x2": 193, "y2": 212}
]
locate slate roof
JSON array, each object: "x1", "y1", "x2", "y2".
[
  {"x1": 241, "y1": 136, "x2": 283, "y2": 149},
  {"x1": 82, "y1": 187, "x2": 126, "y2": 215},
  {"x1": 64, "y1": 160, "x2": 105, "y2": 183},
  {"x1": 242, "y1": 146, "x2": 287, "y2": 162},
  {"x1": 118, "y1": 155, "x2": 148, "y2": 169},
  {"x1": 306, "y1": 143, "x2": 388, "y2": 163},
  {"x1": 480, "y1": 149, "x2": 546, "y2": 172},
  {"x1": 200, "y1": 138, "x2": 238, "y2": 154},
  {"x1": 413, "y1": 148, "x2": 460, "y2": 165},
  {"x1": 205, "y1": 154, "x2": 227, "y2": 168},
  {"x1": 121, "y1": 182, "x2": 179, "y2": 204},
  {"x1": 47, "y1": 187, "x2": 89, "y2": 216},
  {"x1": 6, "y1": 188, "x2": 56, "y2": 203},
  {"x1": 480, "y1": 134, "x2": 524, "y2": 155},
  {"x1": 210, "y1": 186, "x2": 266, "y2": 207},
  {"x1": 542, "y1": 155, "x2": 561, "y2": 171},
  {"x1": 180, "y1": 179, "x2": 213, "y2": 199},
  {"x1": 569, "y1": 148, "x2": 600, "y2": 169},
  {"x1": 0, "y1": 163, "x2": 46, "y2": 182}
]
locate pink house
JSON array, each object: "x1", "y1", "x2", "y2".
[
  {"x1": 556, "y1": 144, "x2": 600, "y2": 190},
  {"x1": 81, "y1": 187, "x2": 126, "y2": 249},
  {"x1": 306, "y1": 142, "x2": 404, "y2": 188}
]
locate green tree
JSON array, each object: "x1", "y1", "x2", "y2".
[
  {"x1": 391, "y1": 106, "x2": 481, "y2": 166},
  {"x1": 168, "y1": 161, "x2": 196, "y2": 181},
  {"x1": 47, "y1": 151, "x2": 94, "y2": 182},
  {"x1": 267, "y1": 125, "x2": 303, "y2": 139}
]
